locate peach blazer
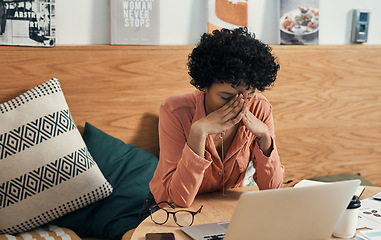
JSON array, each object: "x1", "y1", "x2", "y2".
[{"x1": 149, "y1": 91, "x2": 284, "y2": 207}]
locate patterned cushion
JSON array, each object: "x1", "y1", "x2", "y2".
[
  {"x1": 0, "y1": 224, "x2": 81, "y2": 240},
  {"x1": 0, "y1": 78, "x2": 113, "y2": 235}
]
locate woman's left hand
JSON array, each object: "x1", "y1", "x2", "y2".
[{"x1": 242, "y1": 109, "x2": 273, "y2": 156}]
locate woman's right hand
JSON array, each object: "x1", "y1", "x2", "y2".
[
  {"x1": 200, "y1": 94, "x2": 246, "y2": 135},
  {"x1": 188, "y1": 94, "x2": 246, "y2": 157}
]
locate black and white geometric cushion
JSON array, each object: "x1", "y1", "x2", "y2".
[{"x1": 0, "y1": 78, "x2": 113, "y2": 235}]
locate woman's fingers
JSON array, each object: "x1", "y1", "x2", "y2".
[
  {"x1": 219, "y1": 94, "x2": 239, "y2": 111},
  {"x1": 202, "y1": 93, "x2": 248, "y2": 135},
  {"x1": 226, "y1": 110, "x2": 244, "y2": 126},
  {"x1": 220, "y1": 94, "x2": 244, "y2": 121}
]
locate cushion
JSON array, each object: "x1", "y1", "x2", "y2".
[
  {"x1": 0, "y1": 224, "x2": 81, "y2": 240},
  {"x1": 0, "y1": 78, "x2": 113, "y2": 235},
  {"x1": 51, "y1": 123, "x2": 158, "y2": 240}
]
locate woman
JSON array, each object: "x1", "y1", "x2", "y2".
[{"x1": 141, "y1": 28, "x2": 284, "y2": 220}]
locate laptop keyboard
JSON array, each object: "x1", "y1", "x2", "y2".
[{"x1": 203, "y1": 233, "x2": 225, "y2": 239}]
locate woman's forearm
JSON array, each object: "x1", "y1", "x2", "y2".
[{"x1": 187, "y1": 121, "x2": 208, "y2": 158}]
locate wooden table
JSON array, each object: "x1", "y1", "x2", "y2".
[{"x1": 131, "y1": 185, "x2": 381, "y2": 240}]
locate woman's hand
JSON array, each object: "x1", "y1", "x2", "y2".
[
  {"x1": 188, "y1": 94, "x2": 245, "y2": 157},
  {"x1": 197, "y1": 94, "x2": 245, "y2": 135},
  {"x1": 242, "y1": 108, "x2": 273, "y2": 156}
]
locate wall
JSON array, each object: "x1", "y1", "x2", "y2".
[{"x1": 56, "y1": 0, "x2": 381, "y2": 45}]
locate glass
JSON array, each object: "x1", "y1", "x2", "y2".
[{"x1": 149, "y1": 201, "x2": 203, "y2": 227}]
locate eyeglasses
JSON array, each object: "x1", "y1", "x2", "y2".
[{"x1": 149, "y1": 201, "x2": 203, "y2": 227}]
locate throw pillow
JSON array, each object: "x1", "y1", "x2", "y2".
[
  {"x1": 0, "y1": 78, "x2": 113, "y2": 235},
  {"x1": 0, "y1": 224, "x2": 81, "y2": 240},
  {"x1": 52, "y1": 123, "x2": 158, "y2": 240}
]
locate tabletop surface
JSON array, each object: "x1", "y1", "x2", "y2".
[{"x1": 131, "y1": 184, "x2": 381, "y2": 240}]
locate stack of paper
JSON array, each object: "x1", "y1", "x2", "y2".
[
  {"x1": 357, "y1": 192, "x2": 381, "y2": 229},
  {"x1": 355, "y1": 229, "x2": 381, "y2": 240}
]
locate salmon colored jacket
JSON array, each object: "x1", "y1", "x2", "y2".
[{"x1": 149, "y1": 91, "x2": 284, "y2": 207}]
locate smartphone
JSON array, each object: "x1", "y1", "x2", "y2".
[{"x1": 145, "y1": 232, "x2": 175, "y2": 240}]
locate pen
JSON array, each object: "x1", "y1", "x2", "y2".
[
  {"x1": 283, "y1": 180, "x2": 293, "y2": 185},
  {"x1": 358, "y1": 187, "x2": 365, "y2": 199}
]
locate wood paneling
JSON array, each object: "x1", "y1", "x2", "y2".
[
  {"x1": 266, "y1": 45, "x2": 381, "y2": 185},
  {"x1": 1, "y1": 45, "x2": 380, "y2": 186},
  {"x1": 0, "y1": 45, "x2": 195, "y2": 158}
]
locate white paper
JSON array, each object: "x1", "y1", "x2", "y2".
[
  {"x1": 358, "y1": 198, "x2": 381, "y2": 229},
  {"x1": 356, "y1": 229, "x2": 381, "y2": 240},
  {"x1": 294, "y1": 179, "x2": 364, "y2": 197}
]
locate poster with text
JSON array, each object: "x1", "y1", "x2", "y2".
[
  {"x1": 0, "y1": 0, "x2": 55, "y2": 47},
  {"x1": 208, "y1": 0, "x2": 248, "y2": 33},
  {"x1": 110, "y1": 0, "x2": 159, "y2": 45},
  {"x1": 280, "y1": 0, "x2": 319, "y2": 45}
]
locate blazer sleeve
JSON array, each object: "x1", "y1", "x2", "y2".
[
  {"x1": 149, "y1": 103, "x2": 211, "y2": 207},
  {"x1": 250, "y1": 99, "x2": 285, "y2": 189}
]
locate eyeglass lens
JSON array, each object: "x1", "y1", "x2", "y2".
[
  {"x1": 151, "y1": 208, "x2": 194, "y2": 226},
  {"x1": 174, "y1": 210, "x2": 194, "y2": 226},
  {"x1": 151, "y1": 208, "x2": 169, "y2": 224}
]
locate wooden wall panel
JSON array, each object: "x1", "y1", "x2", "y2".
[
  {"x1": 266, "y1": 45, "x2": 381, "y2": 185},
  {"x1": 0, "y1": 46, "x2": 195, "y2": 158},
  {"x1": 1, "y1": 45, "x2": 380, "y2": 186}
]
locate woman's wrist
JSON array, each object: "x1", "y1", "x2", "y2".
[
  {"x1": 188, "y1": 121, "x2": 208, "y2": 157},
  {"x1": 190, "y1": 121, "x2": 209, "y2": 139},
  {"x1": 256, "y1": 130, "x2": 272, "y2": 157}
]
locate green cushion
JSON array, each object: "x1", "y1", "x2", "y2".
[
  {"x1": 51, "y1": 123, "x2": 158, "y2": 240},
  {"x1": 308, "y1": 173, "x2": 374, "y2": 186}
]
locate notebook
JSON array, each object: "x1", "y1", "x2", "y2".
[{"x1": 181, "y1": 179, "x2": 361, "y2": 240}]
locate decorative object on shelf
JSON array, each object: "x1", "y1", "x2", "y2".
[
  {"x1": 110, "y1": 0, "x2": 160, "y2": 45},
  {"x1": 280, "y1": 0, "x2": 319, "y2": 45},
  {"x1": 0, "y1": 0, "x2": 55, "y2": 47},
  {"x1": 207, "y1": 0, "x2": 248, "y2": 33}
]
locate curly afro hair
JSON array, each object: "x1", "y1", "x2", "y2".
[{"x1": 188, "y1": 27, "x2": 280, "y2": 92}]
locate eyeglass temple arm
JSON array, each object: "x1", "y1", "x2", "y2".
[
  {"x1": 195, "y1": 205, "x2": 203, "y2": 214},
  {"x1": 156, "y1": 201, "x2": 176, "y2": 210}
]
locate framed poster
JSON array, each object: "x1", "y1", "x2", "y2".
[
  {"x1": 207, "y1": 0, "x2": 248, "y2": 33},
  {"x1": 110, "y1": 0, "x2": 160, "y2": 45},
  {"x1": 0, "y1": 0, "x2": 55, "y2": 47},
  {"x1": 280, "y1": 0, "x2": 319, "y2": 45}
]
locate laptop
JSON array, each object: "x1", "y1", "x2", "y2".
[{"x1": 181, "y1": 179, "x2": 361, "y2": 240}]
